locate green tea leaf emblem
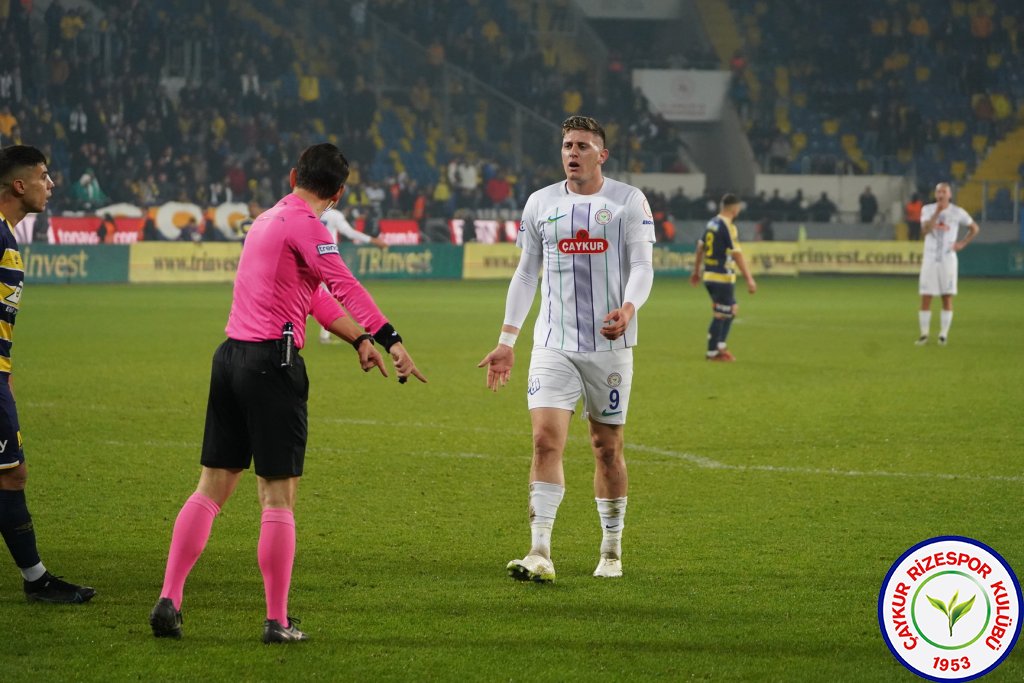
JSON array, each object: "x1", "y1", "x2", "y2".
[{"x1": 928, "y1": 590, "x2": 976, "y2": 637}]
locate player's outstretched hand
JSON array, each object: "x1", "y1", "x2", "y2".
[
  {"x1": 389, "y1": 342, "x2": 427, "y2": 384},
  {"x1": 477, "y1": 344, "x2": 514, "y2": 392},
  {"x1": 601, "y1": 303, "x2": 635, "y2": 341},
  {"x1": 747, "y1": 279, "x2": 758, "y2": 295},
  {"x1": 689, "y1": 272, "x2": 701, "y2": 287},
  {"x1": 356, "y1": 338, "x2": 387, "y2": 376}
]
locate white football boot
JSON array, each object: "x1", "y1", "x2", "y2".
[
  {"x1": 506, "y1": 554, "x2": 556, "y2": 582},
  {"x1": 593, "y1": 553, "x2": 623, "y2": 578}
]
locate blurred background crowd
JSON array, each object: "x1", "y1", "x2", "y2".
[{"x1": 0, "y1": 0, "x2": 1021, "y2": 236}]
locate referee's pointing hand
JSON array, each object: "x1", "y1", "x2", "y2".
[{"x1": 389, "y1": 343, "x2": 427, "y2": 384}]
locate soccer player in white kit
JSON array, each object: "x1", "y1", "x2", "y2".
[
  {"x1": 916, "y1": 182, "x2": 980, "y2": 346},
  {"x1": 318, "y1": 207, "x2": 387, "y2": 343},
  {"x1": 478, "y1": 116, "x2": 655, "y2": 581}
]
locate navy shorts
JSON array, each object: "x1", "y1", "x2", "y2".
[
  {"x1": 200, "y1": 339, "x2": 309, "y2": 478},
  {"x1": 704, "y1": 281, "x2": 737, "y2": 315},
  {"x1": 0, "y1": 376, "x2": 24, "y2": 471}
]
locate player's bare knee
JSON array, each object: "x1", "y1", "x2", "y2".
[
  {"x1": 532, "y1": 434, "x2": 564, "y2": 464},
  {"x1": 590, "y1": 436, "x2": 623, "y2": 469},
  {"x1": 0, "y1": 464, "x2": 27, "y2": 490}
]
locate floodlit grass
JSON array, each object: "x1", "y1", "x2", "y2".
[{"x1": 4, "y1": 276, "x2": 1023, "y2": 681}]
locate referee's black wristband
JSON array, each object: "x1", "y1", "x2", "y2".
[
  {"x1": 372, "y1": 322, "x2": 403, "y2": 351},
  {"x1": 351, "y1": 333, "x2": 373, "y2": 351}
]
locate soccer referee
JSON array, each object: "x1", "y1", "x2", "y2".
[{"x1": 149, "y1": 143, "x2": 426, "y2": 643}]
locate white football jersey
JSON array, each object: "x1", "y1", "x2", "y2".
[
  {"x1": 322, "y1": 208, "x2": 372, "y2": 244},
  {"x1": 920, "y1": 203, "x2": 972, "y2": 262},
  {"x1": 516, "y1": 177, "x2": 655, "y2": 351}
]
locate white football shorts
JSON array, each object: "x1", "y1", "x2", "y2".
[
  {"x1": 919, "y1": 254, "x2": 958, "y2": 296},
  {"x1": 526, "y1": 347, "x2": 633, "y2": 425}
]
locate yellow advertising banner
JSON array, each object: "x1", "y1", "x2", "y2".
[
  {"x1": 743, "y1": 241, "x2": 925, "y2": 276},
  {"x1": 463, "y1": 243, "x2": 522, "y2": 280},
  {"x1": 129, "y1": 242, "x2": 242, "y2": 283}
]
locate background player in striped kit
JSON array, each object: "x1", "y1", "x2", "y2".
[
  {"x1": 479, "y1": 116, "x2": 655, "y2": 581},
  {"x1": 0, "y1": 145, "x2": 96, "y2": 604},
  {"x1": 690, "y1": 193, "x2": 757, "y2": 361}
]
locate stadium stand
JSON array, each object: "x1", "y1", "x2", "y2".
[
  {"x1": 720, "y1": 0, "x2": 1024, "y2": 205},
  {"x1": 1, "y1": 0, "x2": 1018, "y2": 230}
]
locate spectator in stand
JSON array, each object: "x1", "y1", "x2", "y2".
[
  {"x1": 668, "y1": 188, "x2": 690, "y2": 220},
  {"x1": 69, "y1": 169, "x2": 109, "y2": 211},
  {"x1": 765, "y1": 189, "x2": 787, "y2": 221},
  {"x1": 456, "y1": 157, "x2": 480, "y2": 209},
  {"x1": 96, "y1": 213, "x2": 117, "y2": 244},
  {"x1": 179, "y1": 216, "x2": 202, "y2": 242},
  {"x1": 808, "y1": 192, "x2": 837, "y2": 223},
  {"x1": 484, "y1": 167, "x2": 516, "y2": 210},
  {"x1": 859, "y1": 186, "x2": 879, "y2": 223},
  {"x1": 432, "y1": 176, "x2": 454, "y2": 216},
  {"x1": 905, "y1": 192, "x2": 923, "y2": 241},
  {"x1": 0, "y1": 105, "x2": 17, "y2": 139},
  {"x1": 768, "y1": 133, "x2": 791, "y2": 173},
  {"x1": 786, "y1": 190, "x2": 807, "y2": 221}
]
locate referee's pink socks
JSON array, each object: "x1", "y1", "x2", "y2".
[
  {"x1": 258, "y1": 507, "x2": 296, "y2": 625},
  {"x1": 160, "y1": 492, "x2": 220, "y2": 609}
]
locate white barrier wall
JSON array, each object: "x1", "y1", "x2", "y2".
[{"x1": 625, "y1": 173, "x2": 911, "y2": 220}]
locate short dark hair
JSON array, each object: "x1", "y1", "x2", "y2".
[
  {"x1": 721, "y1": 193, "x2": 740, "y2": 208},
  {"x1": 562, "y1": 116, "x2": 606, "y2": 147},
  {"x1": 0, "y1": 145, "x2": 48, "y2": 185},
  {"x1": 295, "y1": 143, "x2": 350, "y2": 199}
]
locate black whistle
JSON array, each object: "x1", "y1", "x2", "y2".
[{"x1": 280, "y1": 322, "x2": 295, "y2": 367}]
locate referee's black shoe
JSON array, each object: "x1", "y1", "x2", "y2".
[
  {"x1": 150, "y1": 597, "x2": 184, "y2": 638},
  {"x1": 24, "y1": 572, "x2": 96, "y2": 604},
  {"x1": 263, "y1": 617, "x2": 308, "y2": 643}
]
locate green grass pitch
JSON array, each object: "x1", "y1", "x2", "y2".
[{"x1": 3, "y1": 276, "x2": 1022, "y2": 682}]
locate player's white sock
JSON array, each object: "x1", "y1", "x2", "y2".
[
  {"x1": 528, "y1": 481, "x2": 564, "y2": 558},
  {"x1": 918, "y1": 311, "x2": 931, "y2": 337},
  {"x1": 596, "y1": 496, "x2": 627, "y2": 558},
  {"x1": 939, "y1": 310, "x2": 953, "y2": 337},
  {"x1": 319, "y1": 326, "x2": 331, "y2": 342},
  {"x1": 20, "y1": 561, "x2": 46, "y2": 582}
]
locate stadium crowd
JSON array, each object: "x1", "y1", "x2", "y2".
[
  {"x1": 1, "y1": 0, "x2": 1020, "y2": 236},
  {"x1": 731, "y1": 0, "x2": 1023, "y2": 186},
  {"x1": 0, "y1": 0, "x2": 690, "y2": 228}
]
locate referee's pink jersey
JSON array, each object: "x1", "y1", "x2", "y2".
[{"x1": 226, "y1": 194, "x2": 388, "y2": 348}]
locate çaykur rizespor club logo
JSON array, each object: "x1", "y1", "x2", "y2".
[{"x1": 879, "y1": 536, "x2": 1021, "y2": 681}]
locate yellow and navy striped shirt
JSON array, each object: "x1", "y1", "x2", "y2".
[
  {"x1": 699, "y1": 215, "x2": 742, "y2": 284},
  {"x1": 0, "y1": 212, "x2": 24, "y2": 374}
]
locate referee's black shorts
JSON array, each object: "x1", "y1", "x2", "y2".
[{"x1": 200, "y1": 338, "x2": 309, "y2": 478}]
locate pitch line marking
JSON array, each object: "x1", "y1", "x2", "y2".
[
  {"x1": 630, "y1": 444, "x2": 1024, "y2": 483},
  {"x1": 96, "y1": 420, "x2": 1021, "y2": 484}
]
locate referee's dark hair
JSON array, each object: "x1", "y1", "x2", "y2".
[
  {"x1": 0, "y1": 145, "x2": 48, "y2": 185},
  {"x1": 295, "y1": 143, "x2": 350, "y2": 199},
  {"x1": 720, "y1": 193, "x2": 740, "y2": 210}
]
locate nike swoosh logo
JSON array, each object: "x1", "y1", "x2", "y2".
[
  {"x1": 601, "y1": 409, "x2": 622, "y2": 416},
  {"x1": 546, "y1": 213, "x2": 567, "y2": 222}
]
